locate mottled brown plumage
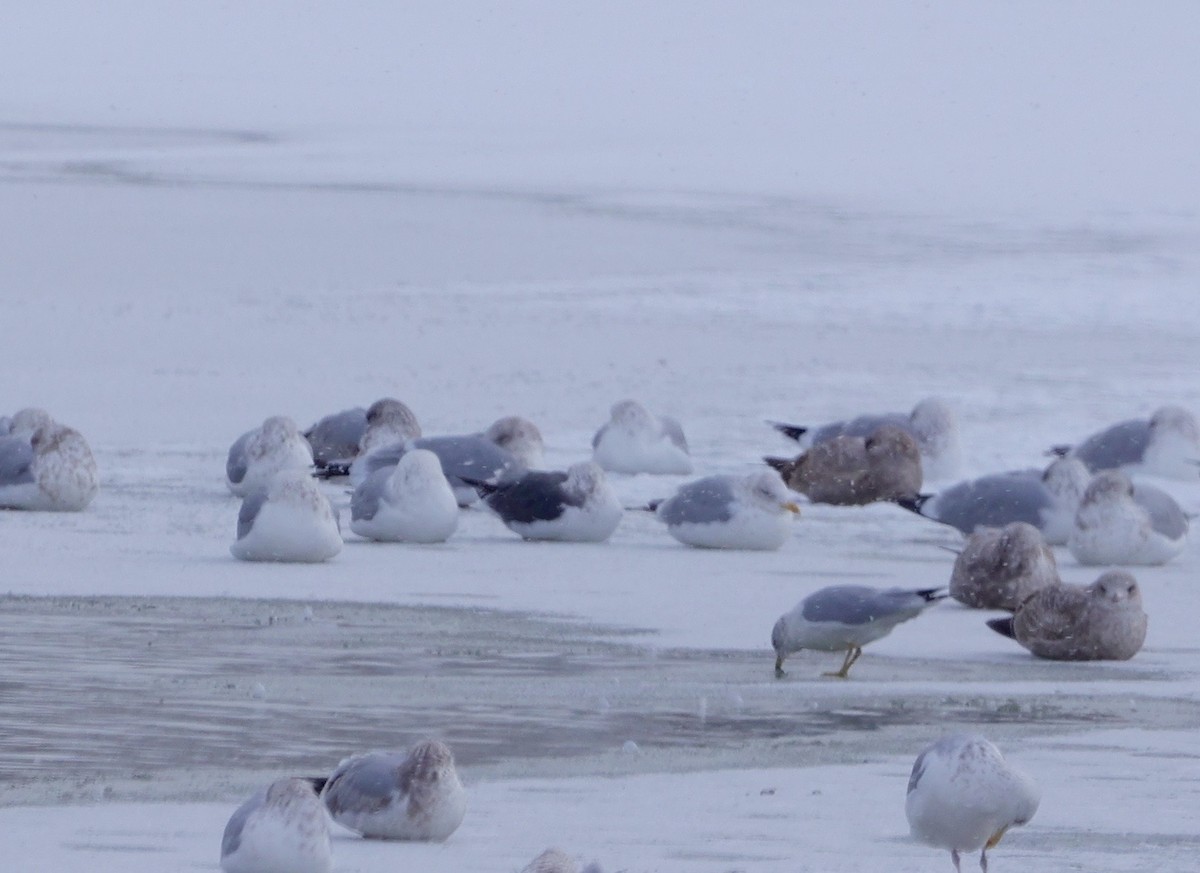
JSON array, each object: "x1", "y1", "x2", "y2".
[{"x1": 766, "y1": 424, "x2": 922, "y2": 505}]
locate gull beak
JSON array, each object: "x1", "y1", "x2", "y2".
[
  {"x1": 985, "y1": 826, "x2": 1009, "y2": 849},
  {"x1": 783, "y1": 501, "x2": 801, "y2": 515}
]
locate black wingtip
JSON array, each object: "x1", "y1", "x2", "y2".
[
  {"x1": 894, "y1": 493, "x2": 932, "y2": 514},
  {"x1": 304, "y1": 776, "x2": 328, "y2": 795},
  {"x1": 767, "y1": 420, "x2": 808, "y2": 442},
  {"x1": 1046, "y1": 444, "x2": 1071, "y2": 458},
  {"x1": 312, "y1": 461, "x2": 351, "y2": 480},
  {"x1": 630, "y1": 498, "x2": 664, "y2": 513},
  {"x1": 457, "y1": 475, "x2": 501, "y2": 497},
  {"x1": 917, "y1": 587, "x2": 949, "y2": 603},
  {"x1": 986, "y1": 617, "x2": 1016, "y2": 639},
  {"x1": 763, "y1": 456, "x2": 791, "y2": 474}
]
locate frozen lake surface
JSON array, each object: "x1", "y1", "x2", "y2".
[{"x1": 2, "y1": 4, "x2": 1200, "y2": 871}]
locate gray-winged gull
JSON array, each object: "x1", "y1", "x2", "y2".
[
  {"x1": 231, "y1": 470, "x2": 342, "y2": 562},
  {"x1": 771, "y1": 585, "x2": 945, "y2": 678},
  {"x1": 320, "y1": 740, "x2": 467, "y2": 841},
  {"x1": 1068, "y1": 470, "x2": 1188, "y2": 566},
  {"x1": 654, "y1": 470, "x2": 799, "y2": 550},
  {"x1": 304, "y1": 406, "x2": 367, "y2": 466},
  {"x1": 592, "y1": 399, "x2": 692, "y2": 475},
  {"x1": 906, "y1": 734, "x2": 1039, "y2": 873},
  {"x1": 226, "y1": 416, "x2": 314, "y2": 498},
  {"x1": 987, "y1": 570, "x2": 1147, "y2": 660},
  {"x1": 1051, "y1": 405, "x2": 1200, "y2": 480},
  {"x1": 349, "y1": 448, "x2": 459, "y2": 543},
  {"x1": 220, "y1": 777, "x2": 332, "y2": 873}
]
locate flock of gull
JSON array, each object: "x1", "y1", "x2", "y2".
[{"x1": 2, "y1": 396, "x2": 1197, "y2": 872}]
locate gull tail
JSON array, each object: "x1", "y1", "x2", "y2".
[
  {"x1": 916, "y1": 587, "x2": 949, "y2": 604},
  {"x1": 304, "y1": 776, "x2": 329, "y2": 795},
  {"x1": 457, "y1": 475, "x2": 501, "y2": 498},
  {"x1": 986, "y1": 616, "x2": 1016, "y2": 639},
  {"x1": 767, "y1": 420, "x2": 808, "y2": 443},
  {"x1": 763, "y1": 455, "x2": 794, "y2": 475},
  {"x1": 1046, "y1": 444, "x2": 1072, "y2": 458}
]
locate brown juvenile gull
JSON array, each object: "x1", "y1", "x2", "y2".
[
  {"x1": 986, "y1": 570, "x2": 1148, "y2": 660},
  {"x1": 771, "y1": 585, "x2": 946, "y2": 678},
  {"x1": 1049, "y1": 404, "x2": 1200, "y2": 481},
  {"x1": 949, "y1": 521, "x2": 1059, "y2": 611},
  {"x1": 906, "y1": 734, "x2": 1039, "y2": 873},
  {"x1": 0, "y1": 420, "x2": 99, "y2": 512},
  {"x1": 765, "y1": 423, "x2": 922, "y2": 505},
  {"x1": 320, "y1": 740, "x2": 467, "y2": 840}
]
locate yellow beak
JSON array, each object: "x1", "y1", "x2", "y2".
[{"x1": 783, "y1": 502, "x2": 801, "y2": 515}]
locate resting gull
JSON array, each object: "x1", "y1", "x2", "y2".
[
  {"x1": 770, "y1": 396, "x2": 961, "y2": 481},
  {"x1": 1067, "y1": 470, "x2": 1188, "y2": 566},
  {"x1": 220, "y1": 777, "x2": 332, "y2": 873},
  {"x1": 231, "y1": 470, "x2": 342, "y2": 562},
  {"x1": 987, "y1": 570, "x2": 1147, "y2": 660},
  {"x1": 0, "y1": 421, "x2": 99, "y2": 511},
  {"x1": 320, "y1": 740, "x2": 467, "y2": 841},
  {"x1": 906, "y1": 734, "x2": 1039, "y2": 873},
  {"x1": 467, "y1": 461, "x2": 622, "y2": 542},
  {"x1": 1050, "y1": 405, "x2": 1200, "y2": 480},
  {"x1": 771, "y1": 585, "x2": 945, "y2": 678},
  {"x1": 653, "y1": 470, "x2": 800, "y2": 550},
  {"x1": 226, "y1": 416, "x2": 314, "y2": 498},
  {"x1": 896, "y1": 457, "x2": 1091, "y2": 545},
  {"x1": 765, "y1": 424, "x2": 922, "y2": 505},
  {"x1": 949, "y1": 521, "x2": 1059, "y2": 611},
  {"x1": 304, "y1": 406, "x2": 367, "y2": 466},
  {"x1": 349, "y1": 448, "x2": 459, "y2": 543},
  {"x1": 592, "y1": 399, "x2": 692, "y2": 475}
]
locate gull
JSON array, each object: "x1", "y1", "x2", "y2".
[
  {"x1": 949, "y1": 522, "x2": 1059, "y2": 611},
  {"x1": 466, "y1": 461, "x2": 623, "y2": 542},
  {"x1": 231, "y1": 470, "x2": 342, "y2": 562},
  {"x1": 1068, "y1": 470, "x2": 1188, "y2": 566},
  {"x1": 771, "y1": 585, "x2": 945, "y2": 678},
  {"x1": 653, "y1": 470, "x2": 800, "y2": 550},
  {"x1": 765, "y1": 424, "x2": 922, "y2": 505},
  {"x1": 1050, "y1": 405, "x2": 1200, "y2": 480},
  {"x1": 226, "y1": 416, "x2": 314, "y2": 497},
  {"x1": 987, "y1": 570, "x2": 1148, "y2": 660},
  {"x1": 320, "y1": 740, "x2": 467, "y2": 841},
  {"x1": 906, "y1": 734, "x2": 1039, "y2": 873},
  {"x1": 220, "y1": 777, "x2": 332, "y2": 873},
  {"x1": 349, "y1": 449, "x2": 459, "y2": 543},
  {"x1": 592, "y1": 399, "x2": 692, "y2": 475}
]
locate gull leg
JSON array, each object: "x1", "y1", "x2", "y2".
[
  {"x1": 951, "y1": 849, "x2": 962, "y2": 873},
  {"x1": 774, "y1": 653, "x2": 786, "y2": 679},
  {"x1": 823, "y1": 646, "x2": 862, "y2": 679},
  {"x1": 979, "y1": 847, "x2": 988, "y2": 873}
]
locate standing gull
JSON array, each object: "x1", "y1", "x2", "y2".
[
  {"x1": 220, "y1": 777, "x2": 332, "y2": 873},
  {"x1": 320, "y1": 741, "x2": 467, "y2": 841},
  {"x1": 226, "y1": 416, "x2": 315, "y2": 497},
  {"x1": 349, "y1": 449, "x2": 459, "y2": 543},
  {"x1": 1050, "y1": 405, "x2": 1200, "y2": 480},
  {"x1": 949, "y1": 522, "x2": 1059, "y2": 611},
  {"x1": 896, "y1": 457, "x2": 1091, "y2": 545},
  {"x1": 770, "y1": 396, "x2": 962, "y2": 481},
  {"x1": 0, "y1": 421, "x2": 99, "y2": 511},
  {"x1": 771, "y1": 585, "x2": 945, "y2": 678},
  {"x1": 765, "y1": 424, "x2": 922, "y2": 505},
  {"x1": 231, "y1": 470, "x2": 343, "y2": 562},
  {"x1": 1068, "y1": 470, "x2": 1188, "y2": 566},
  {"x1": 987, "y1": 570, "x2": 1147, "y2": 660},
  {"x1": 592, "y1": 399, "x2": 693, "y2": 475},
  {"x1": 906, "y1": 734, "x2": 1039, "y2": 873},
  {"x1": 467, "y1": 461, "x2": 623, "y2": 542},
  {"x1": 654, "y1": 470, "x2": 800, "y2": 550}
]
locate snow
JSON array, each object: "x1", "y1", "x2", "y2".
[{"x1": 2, "y1": 3, "x2": 1199, "y2": 870}]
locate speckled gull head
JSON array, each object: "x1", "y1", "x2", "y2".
[
  {"x1": 609, "y1": 398, "x2": 656, "y2": 431},
  {"x1": 1093, "y1": 568, "x2": 1142, "y2": 605},
  {"x1": 8, "y1": 407, "x2": 55, "y2": 436},
  {"x1": 485, "y1": 415, "x2": 545, "y2": 468},
  {"x1": 251, "y1": 416, "x2": 303, "y2": 456},
  {"x1": 359, "y1": 398, "x2": 422, "y2": 452},
  {"x1": 1041, "y1": 455, "x2": 1091, "y2": 502},
  {"x1": 1080, "y1": 468, "x2": 1134, "y2": 505},
  {"x1": 563, "y1": 460, "x2": 608, "y2": 501},
  {"x1": 1147, "y1": 405, "x2": 1200, "y2": 476}
]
